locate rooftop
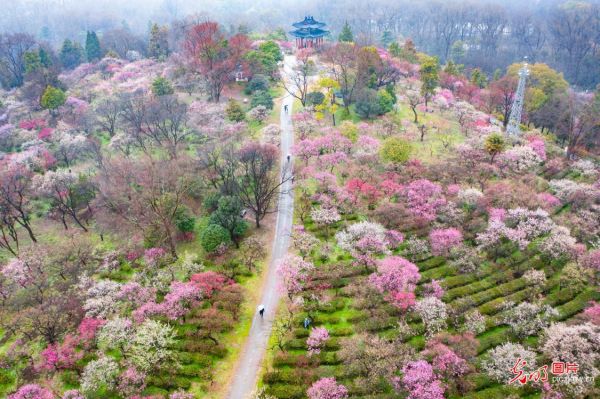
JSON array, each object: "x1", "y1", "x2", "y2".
[
  {"x1": 289, "y1": 27, "x2": 328, "y2": 38},
  {"x1": 292, "y1": 16, "x2": 326, "y2": 29}
]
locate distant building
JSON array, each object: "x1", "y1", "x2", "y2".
[{"x1": 289, "y1": 16, "x2": 328, "y2": 49}]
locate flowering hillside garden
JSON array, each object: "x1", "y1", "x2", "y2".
[{"x1": 0, "y1": 7, "x2": 599, "y2": 399}]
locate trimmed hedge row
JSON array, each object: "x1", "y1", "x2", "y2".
[
  {"x1": 416, "y1": 256, "x2": 446, "y2": 271},
  {"x1": 444, "y1": 270, "x2": 514, "y2": 302},
  {"x1": 265, "y1": 383, "x2": 305, "y2": 399},
  {"x1": 477, "y1": 326, "x2": 510, "y2": 353},
  {"x1": 556, "y1": 289, "x2": 600, "y2": 320},
  {"x1": 452, "y1": 278, "x2": 528, "y2": 311},
  {"x1": 478, "y1": 287, "x2": 533, "y2": 316},
  {"x1": 419, "y1": 265, "x2": 456, "y2": 283}
]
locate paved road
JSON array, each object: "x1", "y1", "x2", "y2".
[{"x1": 225, "y1": 55, "x2": 296, "y2": 399}]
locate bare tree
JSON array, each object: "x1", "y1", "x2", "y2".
[
  {"x1": 281, "y1": 48, "x2": 315, "y2": 107},
  {"x1": 559, "y1": 91, "x2": 600, "y2": 158},
  {"x1": 0, "y1": 163, "x2": 36, "y2": 243},
  {"x1": 325, "y1": 42, "x2": 358, "y2": 110},
  {"x1": 549, "y1": 4, "x2": 600, "y2": 86},
  {"x1": 95, "y1": 155, "x2": 196, "y2": 258},
  {"x1": 95, "y1": 97, "x2": 123, "y2": 137},
  {"x1": 0, "y1": 33, "x2": 35, "y2": 88},
  {"x1": 144, "y1": 95, "x2": 193, "y2": 159},
  {"x1": 236, "y1": 142, "x2": 292, "y2": 228}
]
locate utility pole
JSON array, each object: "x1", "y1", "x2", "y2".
[{"x1": 506, "y1": 57, "x2": 529, "y2": 136}]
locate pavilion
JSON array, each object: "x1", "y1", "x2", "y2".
[{"x1": 289, "y1": 16, "x2": 329, "y2": 48}]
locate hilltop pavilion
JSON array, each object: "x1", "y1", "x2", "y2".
[{"x1": 289, "y1": 16, "x2": 328, "y2": 48}]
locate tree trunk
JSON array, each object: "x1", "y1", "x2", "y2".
[
  {"x1": 71, "y1": 213, "x2": 88, "y2": 232},
  {"x1": 61, "y1": 213, "x2": 69, "y2": 230},
  {"x1": 164, "y1": 224, "x2": 178, "y2": 259}
]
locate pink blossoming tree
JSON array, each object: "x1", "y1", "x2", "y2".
[
  {"x1": 307, "y1": 377, "x2": 348, "y2": 399},
  {"x1": 307, "y1": 327, "x2": 330, "y2": 356}
]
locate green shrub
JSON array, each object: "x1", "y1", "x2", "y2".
[
  {"x1": 0, "y1": 368, "x2": 15, "y2": 386},
  {"x1": 320, "y1": 352, "x2": 341, "y2": 365},
  {"x1": 263, "y1": 370, "x2": 297, "y2": 384},
  {"x1": 477, "y1": 287, "x2": 532, "y2": 316},
  {"x1": 178, "y1": 363, "x2": 204, "y2": 377},
  {"x1": 40, "y1": 85, "x2": 66, "y2": 113},
  {"x1": 251, "y1": 90, "x2": 274, "y2": 109},
  {"x1": 355, "y1": 88, "x2": 383, "y2": 119},
  {"x1": 60, "y1": 370, "x2": 79, "y2": 386},
  {"x1": 306, "y1": 91, "x2": 325, "y2": 107},
  {"x1": 417, "y1": 256, "x2": 446, "y2": 270},
  {"x1": 203, "y1": 192, "x2": 221, "y2": 212},
  {"x1": 377, "y1": 88, "x2": 394, "y2": 113},
  {"x1": 293, "y1": 328, "x2": 309, "y2": 338},
  {"x1": 284, "y1": 339, "x2": 306, "y2": 350},
  {"x1": 420, "y1": 265, "x2": 456, "y2": 282},
  {"x1": 225, "y1": 99, "x2": 246, "y2": 122},
  {"x1": 477, "y1": 326, "x2": 510, "y2": 353},
  {"x1": 245, "y1": 74, "x2": 269, "y2": 94},
  {"x1": 556, "y1": 289, "x2": 600, "y2": 320},
  {"x1": 151, "y1": 76, "x2": 174, "y2": 96},
  {"x1": 175, "y1": 206, "x2": 195, "y2": 233},
  {"x1": 339, "y1": 120, "x2": 358, "y2": 142},
  {"x1": 200, "y1": 224, "x2": 231, "y2": 252},
  {"x1": 329, "y1": 326, "x2": 353, "y2": 336},
  {"x1": 380, "y1": 137, "x2": 412, "y2": 165},
  {"x1": 273, "y1": 352, "x2": 298, "y2": 367},
  {"x1": 265, "y1": 384, "x2": 305, "y2": 399}
]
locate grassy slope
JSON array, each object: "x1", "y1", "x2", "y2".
[{"x1": 260, "y1": 96, "x2": 598, "y2": 399}]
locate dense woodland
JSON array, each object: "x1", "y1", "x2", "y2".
[
  {"x1": 0, "y1": 2, "x2": 599, "y2": 399},
  {"x1": 2, "y1": 0, "x2": 600, "y2": 88}
]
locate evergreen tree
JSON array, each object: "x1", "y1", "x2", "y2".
[
  {"x1": 389, "y1": 42, "x2": 401, "y2": 57},
  {"x1": 151, "y1": 76, "x2": 174, "y2": 96},
  {"x1": 209, "y1": 196, "x2": 248, "y2": 247},
  {"x1": 484, "y1": 133, "x2": 506, "y2": 162},
  {"x1": 420, "y1": 56, "x2": 439, "y2": 107},
  {"x1": 450, "y1": 40, "x2": 465, "y2": 61},
  {"x1": 225, "y1": 99, "x2": 246, "y2": 122},
  {"x1": 338, "y1": 21, "x2": 353, "y2": 43},
  {"x1": 23, "y1": 51, "x2": 42, "y2": 74},
  {"x1": 444, "y1": 60, "x2": 459, "y2": 76},
  {"x1": 492, "y1": 68, "x2": 502, "y2": 81},
  {"x1": 148, "y1": 23, "x2": 169, "y2": 60},
  {"x1": 381, "y1": 30, "x2": 394, "y2": 48},
  {"x1": 470, "y1": 68, "x2": 487, "y2": 88},
  {"x1": 60, "y1": 39, "x2": 84, "y2": 69},
  {"x1": 41, "y1": 85, "x2": 66, "y2": 116},
  {"x1": 38, "y1": 48, "x2": 52, "y2": 68},
  {"x1": 40, "y1": 26, "x2": 52, "y2": 41},
  {"x1": 85, "y1": 31, "x2": 102, "y2": 61},
  {"x1": 251, "y1": 90, "x2": 274, "y2": 109}
]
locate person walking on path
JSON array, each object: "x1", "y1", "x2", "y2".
[
  {"x1": 258, "y1": 304, "x2": 265, "y2": 318},
  {"x1": 284, "y1": 104, "x2": 288, "y2": 113}
]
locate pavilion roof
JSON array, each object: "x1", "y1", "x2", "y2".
[
  {"x1": 292, "y1": 16, "x2": 326, "y2": 29},
  {"x1": 289, "y1": 27, "x2": 329, "y2": 38}
]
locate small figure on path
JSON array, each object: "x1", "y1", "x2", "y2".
[
  {"x1": 287, "y1": 153, "x2": 291, "y2": 162},
  {"x1": 258, "y1": 304, "x2": 265, "y2": 318},
  {"x1": 303, "y1": 316, "x2": 311, "y2": 329},
  {"x1": 284, "y1": 104, "x2": 288, "y2": 113}
]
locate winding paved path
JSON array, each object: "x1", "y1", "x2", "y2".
[{"x1": 225, "y1": 55, "x2": 296, "y2": 399}]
